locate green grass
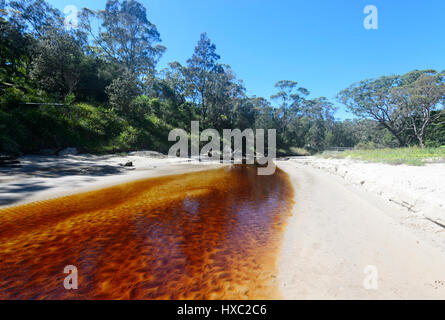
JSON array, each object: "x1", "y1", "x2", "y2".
[
  {"x1": 277, "y1": 147, "x2": 311, "y2": 157},
  {"x1": 319, "y1": 147, "x2": 445, "y2": 166}
]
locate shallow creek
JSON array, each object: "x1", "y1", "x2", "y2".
[{"x1": 0, "y1": 165, "x2": 294, "y2": 299}]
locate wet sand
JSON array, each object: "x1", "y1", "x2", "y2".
[{"x1": 0, "y1": 165, "x2": 294, "y2": 299}]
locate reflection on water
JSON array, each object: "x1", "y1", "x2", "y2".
[{"x1": 0, "y1": 165, "x2": 294, "y2": 299}]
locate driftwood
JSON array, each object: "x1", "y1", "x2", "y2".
[
  {"x1": 424, "y1": 216, "x2": 445, "y2": 229},
  {"x1": 388, "y1": 198, "x2": 418, "y2": 212}
]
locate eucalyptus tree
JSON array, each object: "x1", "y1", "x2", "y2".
[
  {"x1": 1, "y1": 0, "x2": 83, "y2": 100},
  {"x1": 184, "y1": 33, "x2": 245, "y2": 130},
  {"x1": 156, "y1": 61, "x2": 188, "y2": 106},
  {"x1": 426, "y1": 111, "x2": 445, "y2": 147},
  {"x1": 337, "y1": 75, "x2": 409, "y2": 146},
  {"x1": 184, "y1": 32, "x2": 222, "y2": 124},
  {"x1": 80, "y1": 0, "x2": 165, "y2": 77},
  {"x1": 0, "y1": 7, "x2": 33, "y2": 86},
  {"x1": 338, "y1": 70, "x2": 445, "y2": 148},
  {"x1": 8, "y1": 0, "x2": 63, "y2": 36},
  {"x1": 30, "y1": 28, "x2": 84, "y2": 99},
  {"x1": 302, "y1": 97, "x2": 335, "y2": 151},
  {"x1": 271, "y1": 80, "x2": 310, "y2": 118},
  {"x1": 251, "y1": 97, "x2": 276, "y2": 130},
  {"x1": 271, "y1": 80, "x2": 310, "y2": 147},
  {"x1": 270, "y1": 80, "x2": 298, "y2": 110},
  {"x1": 392, "y1": 71, "x2": 445, "y2": 148},
  {"x1": 206, "y1": 64, "x2": 245, "y2": 131},
  {"x1": 145, "y1": 62, "x2": 197, "y2": 129}
]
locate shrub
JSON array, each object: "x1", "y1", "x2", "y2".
[
  {"x1": 117, "y1": 126, "x2": 138, "y2": 149},
  {"x1": 355, "y1": 141, "x2": 377, "y2": 150},
  {"x1": 106, "y1": 71, "x2": 141, "y2": 114}
]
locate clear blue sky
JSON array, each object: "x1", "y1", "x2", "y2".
[{"x1": 48, "y1": 0, "x2": 445, "y2": 119}]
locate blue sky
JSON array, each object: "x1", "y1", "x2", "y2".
[{"x1": 47, "y1": 0, "x2": 445, "y2": 119}]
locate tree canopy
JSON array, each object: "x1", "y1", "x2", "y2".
[{"x1": 1, "y1": 0, "x2": 444, "y2": 155}]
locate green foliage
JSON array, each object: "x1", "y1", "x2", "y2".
[
  {"x1": 2, "y1": 0, "x2": 444, "y2": 157},
  {"x1": 30, "y1": 29, "x2": 83, "y2": 99},
  {"x1": 80, "y1": 0, "x2": 165, "y2": 76},
  {"x1": 64, "y1": 93, "x2": 76, "y2": 105},
  {"x1": 355, "y1": 141, "x2": 377, "y2": 150},
  {"x1": 425, "y1": 112, "x2": 445, "y2": 147},
  {"x1": 0, "y1": 101, "x2": 175, "y2": 154},
  {"x1": 337, "y1": 70, "x2": 445, "y2": 148},
  {"x1": 117, "y1": 125, "x2": 138, "y2": 147},
  {"x1": 0, "y1": 84, "x2": 51, "y2": 108},
  {"x1": 75, "y1": 56, "x2": 115, "y2": 102},
  {"x1": 182, "y1": 33, "x2": 245, "y2": 130},
  {"x1": 106, "y1": 70, "x2": 141, "y2": 114},
  {"x1": 0, "y1": 14, "x2": 33, "y2": 84}
]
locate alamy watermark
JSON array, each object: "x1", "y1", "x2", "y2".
[
  {"x1": 363, "y1": 265, "x2": 378, "y2": 290},
  {"x1": 363, "y1": 5, "x2": 378, "y2": 30},
  {"x1": 168, "y1": 121, "x2": 276, "y2": 175},
  {"x1": 63, "y1": 5, "x2": 78, "y2": 30},
  {"x1": 64, "y1": 265, "x2": 78, "y2": 290}
]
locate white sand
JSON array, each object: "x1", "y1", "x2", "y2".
[
  {"x1": 301, "y1": 157, "x2": 445, "y2": 223},
  {"x1": 0, "y1": 154, "x2": 225, "y2": 208},
  {"x1": 277, "y1": 158, "x2": 445, "y2": 299}
]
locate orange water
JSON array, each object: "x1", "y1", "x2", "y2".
[{"x1": 0, "y1": 165, "x2": 294, "y2": 299}]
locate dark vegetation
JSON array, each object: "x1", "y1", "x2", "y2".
[{"x1": 1, "y1": 0, "x2": 444, "y2": 156}]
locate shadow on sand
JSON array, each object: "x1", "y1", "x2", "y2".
[{"x1": 0, "y1": 155, "x2": 131, "y2": 207}]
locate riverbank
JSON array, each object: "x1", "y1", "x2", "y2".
[
  {"x1": 277, "y1": 158, "x2": 445, "y2": 299},
  {"x1": 0, "y1": 153, "x2": 225, "y2": 208},
  {"x1": 2, "y1": 154, "x2": 445, "y2": 299},
  {"x1": 300, "y1": 156, "x2": 445, "y2": 228}
]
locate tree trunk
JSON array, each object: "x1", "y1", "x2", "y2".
[
  {"x1": 382, "y1": 123, "x2": 406, "y2": 147},
  {"x1": 417, "y1": 134, "x2": 425, "y2": 148}
]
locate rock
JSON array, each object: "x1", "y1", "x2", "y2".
[
  {"x1": 128, "y1": 151, "x2": 166, "y2": 158},
  {"x1": 118, "y1": 161, "x2": 133, "y2": 167},
  {"x1": 124, "y1": 161, "x2": 133, "y2": 167},
  {"x1": 58, "y1": 147, "x2": 78, "y2": 156}
]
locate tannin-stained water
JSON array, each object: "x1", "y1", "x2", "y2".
[{"x1": 0, "y1": 165, "x2": 294, "y2": 299}]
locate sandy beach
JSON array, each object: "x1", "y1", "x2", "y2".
[
  {"x1": 1, "y1": 154, "x2": 445, "y2": 299},
  {"x1": 277, "y1": 158, "x2": 445, "y2": 299}
]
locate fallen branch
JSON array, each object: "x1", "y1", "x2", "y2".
[
  {"x1": 423, "y1": 216, "x2": 445, "y2": 229},
  {"x1": 389, "y1": 198, "x2": 418, "y2": 213}
]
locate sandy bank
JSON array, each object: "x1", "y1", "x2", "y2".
[
  {"x1": 3, "y1": 154, "x2": 445, "y2": 299},
  {"x1": 304, "y1": 157, "x2": 445, "y2": 225},
  {"x1": 0, "y1": 154, "x2": 225, "y2": 208},
  {"x1": 277, "y1": 158, "x2": 445, "y2": 299}
]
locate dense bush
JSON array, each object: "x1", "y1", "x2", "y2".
[
  {"x1": 0, "y1": 102, "x2": 175, "y2": 154},
  {"x1": 1, "y1": 0, "x2": 444, "y2": 156}
]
